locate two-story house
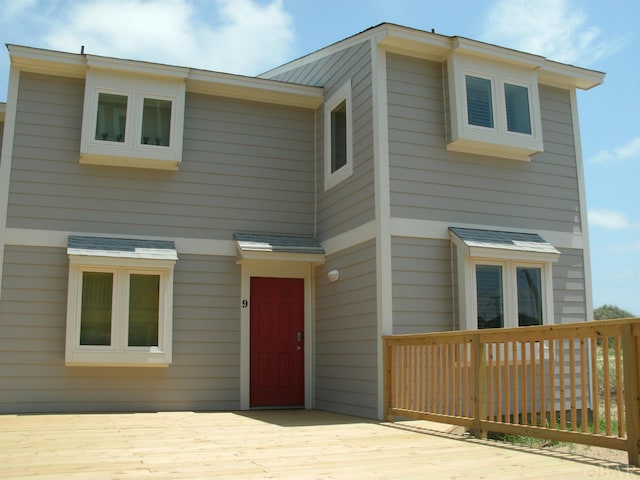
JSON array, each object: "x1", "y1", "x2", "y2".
[{"x1": 0, "y1": 23, "x2": 604, "y2": 419}]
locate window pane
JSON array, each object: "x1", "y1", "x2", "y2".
[
  {"x1": 466, "y1": 76, "x2": 494, "y2": 128},
  {"x1": 505, "y1": 84, "x2": 532, "y2": 134},
  {"x1": 80, "y1": 272, "x2": 113, "y2": 345},
  {"x1": 95, "y1": 93, "x2": 127, "y2": 142},
  {"x1": 517, "y1": 267, "x2": 543, "y2": 326},
  {"x1": 141, "y1": 98, "x2": 172, "y2": 146},
  {"x1": 476, "y1": 265, "x2": 503, "y2": 329},
  {"x1": 331, "y1": 101, "x2": 347, "y2": 172},
  {"x1": 128, "y1": 274, "x2": 160, "y2": 347}
]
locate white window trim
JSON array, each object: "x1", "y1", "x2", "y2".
[
  {"x1": 447, "y1": 52, "x2": 543, "y2": 161},
  {"x1": 80, "y1": 68, "x2": 185, "y2": 170},
  {"x1": 324, "y1": 79, "x2": 353, "y2": 190},
  {"x1": 65, "y1": 255, "x2": 175, "y2": 367},
  {"x1": 470, "y1": 259, "x2": 553, "y2": 330}
]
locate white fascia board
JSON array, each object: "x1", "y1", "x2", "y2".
[
  {"x1": 8, "y1": 44, "x2": 86, "y2": 78},
  {"x1": 86, "y1": 55, "x2": 189, "y2": 80},
  {"x1": 537, "y1": 60, "x2": 605, "y2": 90},
  {"x1": 187, "y1": 70, "x2": 323, "y2": 109}
]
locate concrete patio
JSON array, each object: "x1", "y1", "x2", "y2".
[{"x1": 1, "y1": 410, "x2": 638, "y2": 479}]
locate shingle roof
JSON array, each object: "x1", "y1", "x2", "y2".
[
  {"x1": 234, "y1": 233, "x2": 324, "y2": 255},
  {"x1": 67, "y1": 236, "x2": 178, "y2": 260},
  {"x1": 449, "y1": 227, "x2": 560, "y2": 255}
]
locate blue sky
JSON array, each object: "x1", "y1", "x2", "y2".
[{"x1": 0, "y1": 0, "x2": 638, "y2": 315}]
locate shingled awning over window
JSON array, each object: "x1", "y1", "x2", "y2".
[
  {"x1": 67, "y1": 236, "x2": 178, "y2": 260},
  {"x1": 449, "y1": 227, "x2": 560, "y2": 259},
  {"x1": 234, "y1": 233, "x2": 325, "y2": 263}
]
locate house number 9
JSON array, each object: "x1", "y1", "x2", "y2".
[{"x1": 242, "y1": 299, "x2": 248, "y2": 308}]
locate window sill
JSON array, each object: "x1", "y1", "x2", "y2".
[
  {"x1": 80, "y1": 152, "x2": 181, "y2": 170},
  {"x1": 447, "y1": 135, "x2": 542, "y2": 161},
  {"x1": 65, "y1": 349, "x2": 171, "y2": 367}
]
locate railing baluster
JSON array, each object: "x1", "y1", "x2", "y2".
[
  {"x1": 590, "y1": 336, "x2": 600, "y2": 435},
  {"x1": 505, "y1": 341, "x2": 511, "y2": 423},
  {"x1": 570, "y1": 339, "x2": 577, "y2": 431},
  {"x1": 559, "y1": 339, "x2": 566, "y2": 430},
  {"x1": 513, "y1": 340, "x2": 519, "y2": 425},
  {"x1": 530, "y1": 340, "x2": 536, "y2": 425},
  {"x1": 603, "y1": 338, "x2": 612, "y2": 436},
  {"x1": 539, "y1": 339, "x2": 546, "y2": 428},
  {"x1": 549, "y1": 338, "x2": 556, "y2": 430},
  {"x1": 614, "y1": 336, "x2": 624, "y2": 438},
  {"x1": 580, "y1": 338, "x2": 588, "y2": 432}
]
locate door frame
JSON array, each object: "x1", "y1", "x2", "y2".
[{"x1": 239, "y1": 259, "x2": 314, "y2": 410}]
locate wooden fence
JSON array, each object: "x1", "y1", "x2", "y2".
[{"x1": 383, "y1": 318, "x2": 640, "y2": 466}]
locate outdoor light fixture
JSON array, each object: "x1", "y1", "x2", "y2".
[{"x1": 327, "y1": 269, "x2": 340, "y2": 282}]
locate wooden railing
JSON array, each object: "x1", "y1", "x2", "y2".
[{"x1": 383, "y1": 318, "x2": 640, "y2": 466}]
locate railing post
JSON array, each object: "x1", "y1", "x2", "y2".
[
  {"x1": 383, "y1": 337, "x2": 394, "y2": 422},
  {"x1": 473, "y1": 333, "x2": 487, "y2": 439},
  {"x1": 622, "y1": 323, "x2": 640, "y2": 467}
]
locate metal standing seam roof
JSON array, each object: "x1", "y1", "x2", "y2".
[
  {"x1": 233, "y1": 233, "x2": 325, "y2": 255},
  {"x1": 449, "y1": 227, "x2": 560, "y2": 255},
  {"x1": 67, "y1": 236, "x2": 178, "y2": 260}
]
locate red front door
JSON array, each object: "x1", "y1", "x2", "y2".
[{"x1": 250, "y1": 277, "x2": 304, "y2": 407}]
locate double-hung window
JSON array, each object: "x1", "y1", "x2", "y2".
[
  {"x1": 446, "y1": 49, "x2": 543, "y2": 160},
  {"x1": 475, "y1": 261, "x2": 545, "y2": 329},
  {"x1": 324, "y1": 79, "x2": 353, "y2": 190},
  {"x1": 450, "y1": 227, "x2": 559, "y2": 331},
  {"x1": 65, "y1": 236, "x2": 177, "y2": 367},
  {"x1": 80, "y1": 59, "x2": 187, "y2": 170}
]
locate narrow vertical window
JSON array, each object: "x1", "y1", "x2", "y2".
[
  {"x1": 466, "y1": 75, "x2": 494, "y2": 128},
  {"x1": 141, "y1": 98, "x2": 172, "y2": 146},
  {"x1": 95, "y1": 93, "x2": 127, "y2": 142},
  {"x1": 476, "y1": 265, "x2": 503, "y2": 329},
  {"x1": 516, "y1": 267, "x2": 543, "y2": 326},
  {"x1": 80, "y1": 272, "x2": 113, "y2": 345},
  {"x1": 331, "y1": 101, "x2": 347, "y2": 173},
  {"x1": 128, "y1": 274, "x2": 160, "y2": 347},
  {"x1": 505, "y1": 83, "x2": 532, "y2": 134}
]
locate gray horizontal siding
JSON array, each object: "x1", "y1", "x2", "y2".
[
  {"x1": 0, "y1": 245, "x2": 241, "y2": 413},
  {"x1": 314, "y1": 239, "x2": 378, "y2": 418},
  {"x1": 269, "y1": 40, "x2": 376, "y2": 240},
  {"x1": 392, "y1": 237, "x2": 454, "y2": 334},
  {"x1": 553, "y1": 248, "x2": 588, "y2": 324},
  {"x1": 387, "y1": 53, "x2": 582, "y2": 234},
  {"x1": 7, "y1": 72, "x2": 315, "y2": 239}
]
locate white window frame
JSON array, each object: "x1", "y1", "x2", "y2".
[
  {"x1": 471, "y1": 259, "x2": 552, "y2": 330},
  {"x1": 65, "y1": 255, "x2": 175, "y2": 367},
  {"x1": 324, "y1": 79, "x2": 353, "y2": 190},
  {"x1": 447, "y1": 52, "x2": 543, "y2": 161},
  {"x1": 80, "y1": 66, "x2": 186, "y2": 170}
]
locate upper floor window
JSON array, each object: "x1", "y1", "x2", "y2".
[
  {"x1": 80, "y1": 63, "x2": 186, "y2": 170},
  {"x1": 324, "y1": 80, "x2": 353, "y2": 190},
  {"x1": 446, "y1": 52, "x2": 543, "y2": 161}
]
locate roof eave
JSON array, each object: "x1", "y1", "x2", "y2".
[{"x1": 6, "y1": 44, "x2": 323, "y2": 109}]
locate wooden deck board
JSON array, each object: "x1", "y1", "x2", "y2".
[{"x1": 1, "y1": 410, "x2": 638, "y2": 479}]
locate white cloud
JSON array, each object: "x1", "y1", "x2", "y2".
[
  {"x1": 482, "y1": 0, "x2": 624, "y2": 66},
  {"x1": 40, "y1": 0, "x2": 295, "y2": 75},
  {"x1": 590, "y1": 136, "x2": 640, "y2": 164},
  {"x1": 588, "y1": 209, "x2": 637, "y2": 230}
]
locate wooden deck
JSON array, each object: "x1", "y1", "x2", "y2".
[{"x1": 1, "y1": 410, "x2": 638, "y2": 479}]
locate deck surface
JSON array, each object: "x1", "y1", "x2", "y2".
[{"x1": 1, "y1": 409, "x2": 638, "y2": 479}]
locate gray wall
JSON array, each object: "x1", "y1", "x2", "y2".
[
  {"x1": 314, "y1": 239, "x2": 378, "y2": 418},
  {"x1": 553, "y1": 248, "x2": 588, "y2": 324},
  {"x1": 7, "y1": 72, "x2": 316, "y2": 239},
  {"x1": 391, "y1": 237, "x2": 453, "y2": 334},
  {"x1": 387, "y1": 53, "x2": 583, "y2": 234},
  {"x1": 0, "y1": 245, "x2": 241, "y2": 413},
  {"x1": 267, "y1": 40, "x2": 376, "y2": 240}
]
